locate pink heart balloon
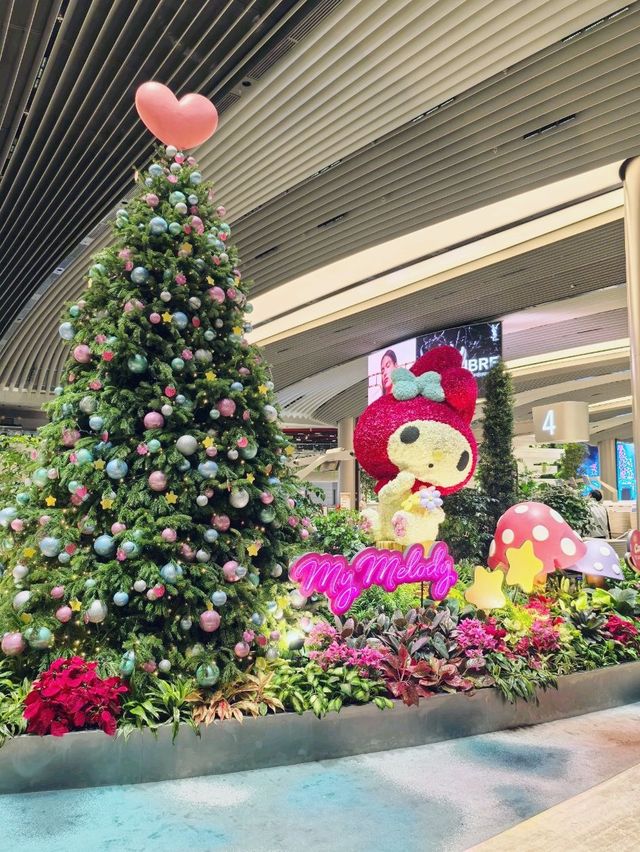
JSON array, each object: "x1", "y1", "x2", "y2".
[{"x1": 135, "y1": 82, "x2": 219, "y2": 149}]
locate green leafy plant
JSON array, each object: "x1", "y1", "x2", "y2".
[
  {"x1": 477, "y1": 361, "x2": 517, "y2": 525},
  {"x1": 557, "y1": 443, "x2": 587, "y2": 481},
  {"x1": 269, "y1": 659, "x2": 392, "y2": 717},
  {"x1": 119, "y1": 676, "x2": 200, "y2": 741},
  {"x1": 309, "y1": 509, "x2": 370, "y2": 558},
  {"x1": 532, "y1": 481, "x2": 593, "y2": 536},
  {"x1": 440, "y1": 487, "x2": 497, "y2": 562},
  {"x1": 0, "y1": 662, "x2": 29, "y2": 746},
  {"x1": 192, "y1": 670, "x2": 283, "y2": 724}
]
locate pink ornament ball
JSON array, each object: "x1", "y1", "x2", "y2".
[
  {"x1": 242, "y1": 410, "x2": 251, "y2": 422},
  {"x1": 143, "y1": 411, "x2": 165, "y2": 429},
  {"x1": 73, "y1": 344, "x2": 91, "y2": 363},
  {"x1": 111, "y1": 522, "x2": 126, "y2": 535},
  {"x1": 223, "y1": 560, "x2": 238, "y2": 581},
  {"x1": 227, "y1": 287, "x2": 237, "y2": 301},
  {"x1": 56, "y1": 606, "x2": 73, "y2": 623},
  {"x1": 300, "y1": 529, "x2": 310, "y2": 540},
  {"x1": 256, "y1": 634, "x2": 267, "y2": 647},
  {"x1": 237, "y1": 437, "x2": 249, "y2": 448},
  {"x1": 165, "y1": 386, "x2": 177, "y2": 398},
  {"x1": 213, "y1": 514, "x2": 231, "y2": 532},
  {"x1": 243, "y1": 630, "x2": 255, "y2": 643},
  {"x1": 288, "y1": 516, "x2": 298, "y2": 527},
  {"x1": 1, "y1": 632, "x2": 25, "y2": 657},
  {"x1": 199, "y1": 610, "x2": 221, "y2": 632},
  {"x1": 148, "y1": 470, "x2": 168, "y2": 491},
  {"x1": 216, "y1": 206, "x2": 226, "y2": 217},
  {"x1": 39, "y1": 515, "x2": 51, "y2": 526},
  {"x1": 145, "y1": 193, "x2": 159, "y2": 207},
  {"x1": 287, "y1": 498, "x2": 296, "y2": 509},
  {"x1": 142, "y1": 661, "x2": 157, "y2": 673},
  {"x1": 190, "y1": 217, "x2": 204, "y2": 234},
  {"x1": 161, "y1": 527, "x2": 177, "y2": 542},
  {"x1": 175, "y1": 153, "x2": 186, "y2": 164},
  {"x1": 208, "y1": 286, "x2": 225, "y2": 303},
  {"x1": 234, "y1": 641, "x2": 250, "y2": 658},
  {"x1": 62, "y1": 428, "x2": 81, "y2": 447},
  {"x1": 149, "y1": 312, "x2": 162, "y2": 324},
  {"x1": 10, "y1": 518, "x2": 24, "y2": 532},
  {"x1": 50, "y1": 586, "x2": 65, "y2": 599},
  {"x1": 205, "y1": 446, "x2": 217, "y2": 458},
  {"x1": 124, "y1": 301, "x2": 134, "y2": 313},
  {"x1": 239, "y1": 367, "x2": 250, "y2": 377},
  {"x1": 216, "y1": 398, "x2": 236, "y2": 417},
  {"x1": 175, "y1": 273, "x2": 186, "y2": 285}
]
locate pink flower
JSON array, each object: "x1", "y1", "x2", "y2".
[
  {"x1": 124, "y1": 261, "x2": 133, "y2": 272},
  {"x1": 243, "y1": 630, "x2": 255, "y2": 643},
  {"x1": 136, "y1": 443, "x2": 148, "y2": 455},
  {"x1": 167, "y1": 174, "x2": 177, "y2": 184},
  {"x1": 116, "y1": 548, "x2": 126, "y2": 562},
  {"x1": 95, "y1": 334, "x2": 107, "y2": 344},
  {"x1": 392, "y1": 515, "x2": 407, "y2": 538},
  {"x1": 75, "y1": 486, "x2": 88, "y2": 498},
  {"x1": 102, "y1": 351, "x2": 113, "y2": 362},
  {"x1": 69, "y1": 453, "x2": 77, "y2": 463},
  {"x1": 89, "y1": 380, "x2": 102, "y2": 390},
  {"x1": 181, "y1": 349, "x2": 193, "y2": 360},
  {"x1": 175, "y1": 273, "x2": 186, "y2": 285},
  {"x1": 165, "y1": 386, "x2": 176, "y2": 398}
]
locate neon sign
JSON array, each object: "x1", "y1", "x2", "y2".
[{"x1": 289, "y1": 542, "x2": 457, "y2": 615}]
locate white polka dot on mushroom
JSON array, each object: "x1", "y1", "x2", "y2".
[
  {"x1": 514, "y1": 505, "x2": 529, "y2": 514},
  {"x1": 549, "y1": 509, "x2": 564, "y2": 523},
  {"x1": 560, "y1": 537, "x2": 577, "y2": 556},
  {"x1": 501, "y1": 528, "x2": 515, "y2": 545},
  {"x1": 532, "y1": 525, "x2": 549, "y2": 541},
  {"x1": 489, "y1": 540, "x2": 496, "y2": 556},
  {"x1": 593, "y1": 562, "x2": 603, "y2": 571},
  {"x1": 599, "y1": 546, "x2": 610, "y2": 556}
]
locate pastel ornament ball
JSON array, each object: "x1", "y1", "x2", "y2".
[
  {"x1": 148, "y1": 470, "x2": 168, "y2": 492},
  {"x1": 199, "y1": 610, "x2": 221, "y2": 632},
  {"x1": 1, "y1": 632, "x2": 25, "y2": 656}
]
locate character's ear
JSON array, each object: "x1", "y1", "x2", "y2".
[
  {"x1": 441, "y1": 369, "x2": 477, "y2": 423},
  {"x1": 412, "y1": 346, "x2": 462, "y2": 377}
]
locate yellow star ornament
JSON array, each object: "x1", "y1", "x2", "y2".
[
  {"x1": 23, "y1": 547, "x2": 36, "y2": 559},
  {"x1": 100, "y1": 496, "x2": 114, "y2": 510},
  {"x1": 464, "y1": 566, "x2": 507, "y2": 611},
  {"x1": 94, "y1": 459, "x2": 106, "y2": 470},
  {"x1": 205, "y1": 371, "x2": 217, "y2": 382},
  {"x1": 202, "y1": 436, "x2": 214, "y2": 449},
  {"x1": 505, "y1": 540, "x2": 545, "y2": 594},
  {"x1": 232, "y1": 326, "x2": 243, "y2": 336},
  {"x1": 257, "y1": 384, "x2": 269, "y2": 395},
  {"x1": 162, "y1": 311, "x2": 172, "y2": 323},
  {"x1": 246, "y1": 473, "x2": 255, "y2": 484},
  {"x1": 166, "y1": 491, "x2": 178, "y2": 505},
  {"x1": 70, "y1": 599, "x2": 82, "y2": 612},
  {"x1": 44, "y1": 495, "x2": 57, "y2": 507},
  {"x1": 247, "y1": 541, "x2": 261, "y2": 557}
]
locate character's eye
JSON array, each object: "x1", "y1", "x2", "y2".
[
  {"x1": 400, "y1": 425, "x2": 419, "y2": 444},
  {"x1": 457, "y1": 450, "x2": 470, "y2": 471}
]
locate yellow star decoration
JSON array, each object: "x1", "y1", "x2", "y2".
[
  {"x1": 247, "y1": 541, "x2": 261, "y2": 557},
  {"x1": 100, "y1": 497, "x2": 114, "y2": 510},
  {"x1": 257, "y1": 384, "x2": 269, "y2": 395},
  {"x1": 205, "y1": 371, "x2": 217, "y2": 382},
  {"x1": 285, "y1": 446, "x2": 295, "y2": 456},
  {"x1": 206, "y1": 276, "x2": 214, "y2": 285},
  {"x1": 464, "y1": 566, "x2": 506, "y2": 611},
  {"x1": 94, "y1": 459, "x2": 106, "y2": 470},
  {"x1": 246, "y1": 473, "x2": 255, "y2": 484},
  {"x1": 232, "y1": 326, "x2": 243, "y2": 336},
  {"x1": 20, "y1": 613, "x2": 33, "y2": 624},
  {"x1": 23, "y1": 547, "x2": 36, "y2": 559},
  {"x1": 162, "y1": 311, "x2": 172, "y2": 323},
  {"x1": 202, "y1": 436, "x2": 215, "y2": 448},
  {"x1": 70, "y1": 599, "x2": 82, "y2": 612},
  {"x1": 166, "y1": 491, "x2": 178, "y2": 505},
  {"x1": 505, "y1": 540, "x2": 545, "y2": 594},
  {"x1": 44, "y1": 495, "x2": 57, "y2": 507}
]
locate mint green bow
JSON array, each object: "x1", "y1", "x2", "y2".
[{"x1": 391, "y1": 368, "x2": 444, "y2": 402}]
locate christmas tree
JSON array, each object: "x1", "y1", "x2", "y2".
[{"x1": 0, "y1": 143, "x2": 311, "y2": 687}]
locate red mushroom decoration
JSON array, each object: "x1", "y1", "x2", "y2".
[{"x1": 488, "y1": 501, "x2": 586, "y2": 575}]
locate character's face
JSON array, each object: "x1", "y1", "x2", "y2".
[
  {"x1": 387, "y1": 419, "x2": 473, "y2": 488},
  {"x1": 380, "y1": 355, "x2": 396, "y2": 394}
]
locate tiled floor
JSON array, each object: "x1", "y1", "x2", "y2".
[{"x1": 2, "y1": 703, "x2": 640, "y2": 852}]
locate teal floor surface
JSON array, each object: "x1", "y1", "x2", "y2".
[{"x1": 2, "y1": 703, "x2": 640, "y2": 852}]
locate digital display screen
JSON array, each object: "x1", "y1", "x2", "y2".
[
  {"x1": 616, "y1": 440, "x2": 636, "y2": 501},
  {"x1": 367, "y1": 321, "x2": 502, "y2": 404},
  {"x1": 578, "y1": 444, "x2": 600, "y2": 495}
]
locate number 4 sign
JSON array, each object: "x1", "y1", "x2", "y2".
[{"x1": 541, "y1": 409, "x2": 556, "y2": 437}]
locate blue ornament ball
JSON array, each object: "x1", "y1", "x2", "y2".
[
  {"x1": 120, "y1": 650, "x2": 136, "y2": 676},
  {"x1": 149, "y1": 216, "x2": 168, "y2": 235},
  {"x1": 235, "y1": 565, "x2": 248, "y2": 579},
  {"x1": 128, "y1": 354, "x2": 148, "y2": 373},
  {"x1": 67, "y1": 480, "x2": 80, "y2": 493},
  {"x1": 171, "y1": 358, "x2": 185, "y2": 372},
  {"x1": 251, "y1": 612, "x2": 264, "y2": 626},
  {"x1": 31, "y1": 468, "x2": 49, "y2": 488},
  {"x1": 169, "y1": 222, "x2": 182, "y2": 235},
  {"x1": 172, "y1": 312, "x2": 188, "y2": 330},
  {"x1": 188, "y1": 194, "x2": 198, "y2": 205},
  {"x1": 204, "y1": 329, "x2": 215, "y2": 341},
  {"x1": 40, "y1": 537, "x2": 62, "y2": 557},
  {"x1": 189, "y1": 171, "x2": 203, "y2": 185},
  {"x1": 131, "y1": 266, "x2": 150, "y2": 284},
  {"x1": 94, "y1": 534, "x2": 115, "y2": 556},
  {"x1": 204, "y1": 528, "x2": 219, "y2": 543},
  {"x1": 90, "y1": 263, "x2": 106, "y2": 276},
  {"x1": 161, "y1": 562, "x2": 181, "y2": 583},
  {"x1": 211, "y1": 590, "x2": 227, "y2": 606},
  {"x1": 75, "y1": 448, "x2": 93, "y2": 465},
  {"x1": 122, "y1": 541, "x2": 137, "y2": 556},
  {"x1": 148, "y1": 439, "x2": 161, "y2": 452},
  {"x1": 149, "y1": 163, "x2": 164, "y2": 177},
  {"x1": 209, "y1": 408, "x2": 220, "y2": 420},
  {"x1": 175, "y1": 394, "x2": 186, "y2": 405},
  {"x1": 248, "y1": 573, "x2": 260, "y2": 587},
  {"x1": 58, "y1": 322, "x2": 74, "y2": 340},
  {"x1": 16, "y1": 492, "x2": 30, "y2": 506},
  {"x1": 113, "y1": 591, "x2": 129, "y2": 607},
  {"x1": 169, "y1": 191, "x2": 186, "y2": 205},
  {"x1": 170, "y1": 162, "x2": 181, "y2": 174},
  {"x1": 177, "y1": 459, "x2": 191, "y2": 472},
  {"x1": 230, "y1": 382, "x2": 243, "y2": 392},
  {"x1": 26, "y1": 627, "x2": 53, "y2": 650},
  {"x1": 58, "y1": 551, "x2": 71, "y2": 564},
  {"x1": 106, "y1": 459, "x2": 128, "y2": 479},
  {"x1": 89, "y1": 415, "x2": 104, "y2": 431},
  {"x1": 54, "y1": 386, "x2": 63, "y2": 395},
  {"x1": 198, "y1": 461, "x2": 219, "y2": 479},
  {"x1": 84, "y1": 578, "x2": 96, "y2": 589},
  {"x1": 69, "y1": 305, "x2": 80, "y2": 317}
]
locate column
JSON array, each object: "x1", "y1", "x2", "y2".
[
  {"x1": 597, "y1": 438, "x2": 617, "y2": 501},
  {"x1": 337, "y1": 417, "x2": 356, "y2": 509},
  {"x1": 620, "y1": 158, "x2": 640, "y2": 520}
]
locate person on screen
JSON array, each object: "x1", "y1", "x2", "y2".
[
  {"x1": 380, "y1": 349, "x2": 398, "y2": 396},
  {"x1": 588, "y1": 489, "x2": 609, "y2": 538}
]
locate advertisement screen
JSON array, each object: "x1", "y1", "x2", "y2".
[
  {"x1": 616, "y1": 440, "x2": 636, "y2": 501},
  {"x1": 367, "y1": 321, "x2": 502, "y2": 404},
  {"x1": 578, "y1": 444, "x2": 600, "y2": 495}
]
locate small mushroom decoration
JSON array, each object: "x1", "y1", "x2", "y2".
[
  {"x1": 566, "y1": 539, "x2": 623, "y2": 587},
  {"x1": 488, "y1": 501, "x2": 586, "y2": 576}
]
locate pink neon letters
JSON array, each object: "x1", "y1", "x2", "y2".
[{"x1": 289, "y1": 542, "x2": 458, "y2": 615}]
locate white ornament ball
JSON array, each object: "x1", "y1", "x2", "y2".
[
  {"x1": 229, "y1": 488, "x2": 250, "y2": 508},
  {"x1": 12, "y1": 564, "x2": 29, "y2": 581},
  {"x1": 86, "y1": 599, "x2": 108, "y2": 624},
  {"x1": 158, "y1": 659, "x2": 172, "y2": 673},
  {"x1": 195, "y1": 348, "x2": 212, "y2": 363},
  {"x1": 176, "y1": 435, "x2": 198, "y2": 456},
  {"x1": 161, "y1": 404, "x2": 173, "y2": 417},
  {"x1": 160, "y1": 291, "x2": 172, "y2": 302},
  {"x1": 196, "y1": 494, "x2": 209, "y2": 507},
  {"x1": 133, "y1": 579, "x2": 147, "y2": 593},
  {"x1": 289, "y1": 590, "x2": 307, "y2": 609},
  {"x1": 196, "y1": 549, "x2": 210, "y2": 563},
  {"x1": 188, "y1": 297, "x2": 201, "y2": 310},
  {"x1": 13, "y1": 590, "x2": 31, "y2": 610}
]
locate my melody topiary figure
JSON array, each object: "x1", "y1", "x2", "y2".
[
  {"x1": 354, "y1": 346, "x2": 478, "y2": 547},
  {"x1": 0, "y1": 83, "x2": 311, "y2": 688}
]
